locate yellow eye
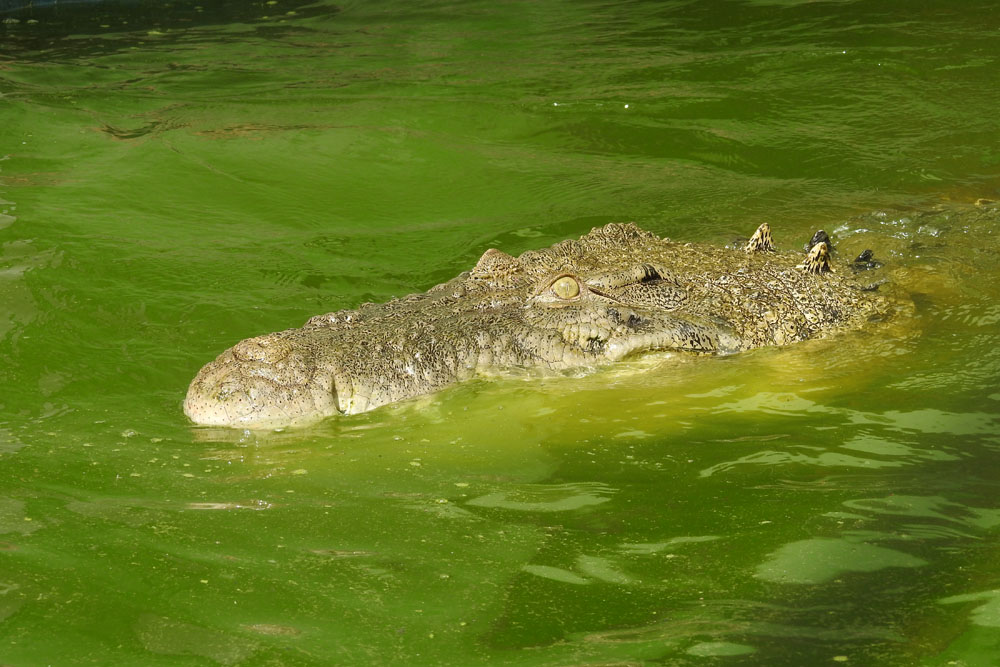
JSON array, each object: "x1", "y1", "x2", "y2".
[{"x1": 551, "y1": 276, "x2": 580, "y2": 299}]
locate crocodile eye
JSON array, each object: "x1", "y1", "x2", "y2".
[{"x1": 551, "y1": 276, "x2": 580, "y2": 300}]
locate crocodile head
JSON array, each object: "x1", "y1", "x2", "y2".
[{"x1": 184, "y1": 223, "x2": 883, "y2": 428}]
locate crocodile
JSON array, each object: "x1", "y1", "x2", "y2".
[{"x1": 184, "y1": 222, "x2": 888, "y2": 428}]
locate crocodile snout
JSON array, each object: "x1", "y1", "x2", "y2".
[{"x1": 184, "y1": 333, "x2": 340, "y2": 428}]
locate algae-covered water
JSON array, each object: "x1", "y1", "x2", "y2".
[{"x1": 2, "y1": 0, "x2": 1000, "y2": 664}]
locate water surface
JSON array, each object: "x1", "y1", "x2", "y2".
[{"x1": 2, "y1": 0, "x2": 1000, "y2": 664}]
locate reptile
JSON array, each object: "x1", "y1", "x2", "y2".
[{"x1": 184, "y1": 222, "x2": 887, "y2": 428}]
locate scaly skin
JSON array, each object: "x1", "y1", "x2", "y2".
[{"x1": 184, "y1": 223, "x2": 888, "y2": 427}]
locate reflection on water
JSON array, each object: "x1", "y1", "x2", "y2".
[
  {"x1": 940, "y1": 590, "x2": 1000, "y2": 628},
  {"x1": 755, "y1": 537, "x2": 927, "y2": 585},
  {"x1": 467, "y1": 483, "x2": 615, "y2": 513},
  {"x1": 134, "y1": 613, "x2": 258, "y2": 666}
]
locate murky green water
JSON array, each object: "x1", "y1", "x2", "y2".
[{"x1": 2, "y1": 0, "x2": 1000, "y2": 664}]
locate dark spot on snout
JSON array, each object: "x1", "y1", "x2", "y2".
[{"x1": 608, "y1": 308, "x2": 644, "y2": 330}]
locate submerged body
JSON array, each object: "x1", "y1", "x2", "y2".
[{"x1": 184, "y1": 223, "x2": 888, "y2": 428}]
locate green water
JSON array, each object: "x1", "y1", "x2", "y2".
[{"x1": 2, "y1": 0, "x2": 1000, "y2": 664}]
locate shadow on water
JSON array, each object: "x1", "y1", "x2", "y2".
[{"x1": 1, "y1": 0, "x2": 339, "y2": 61}]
